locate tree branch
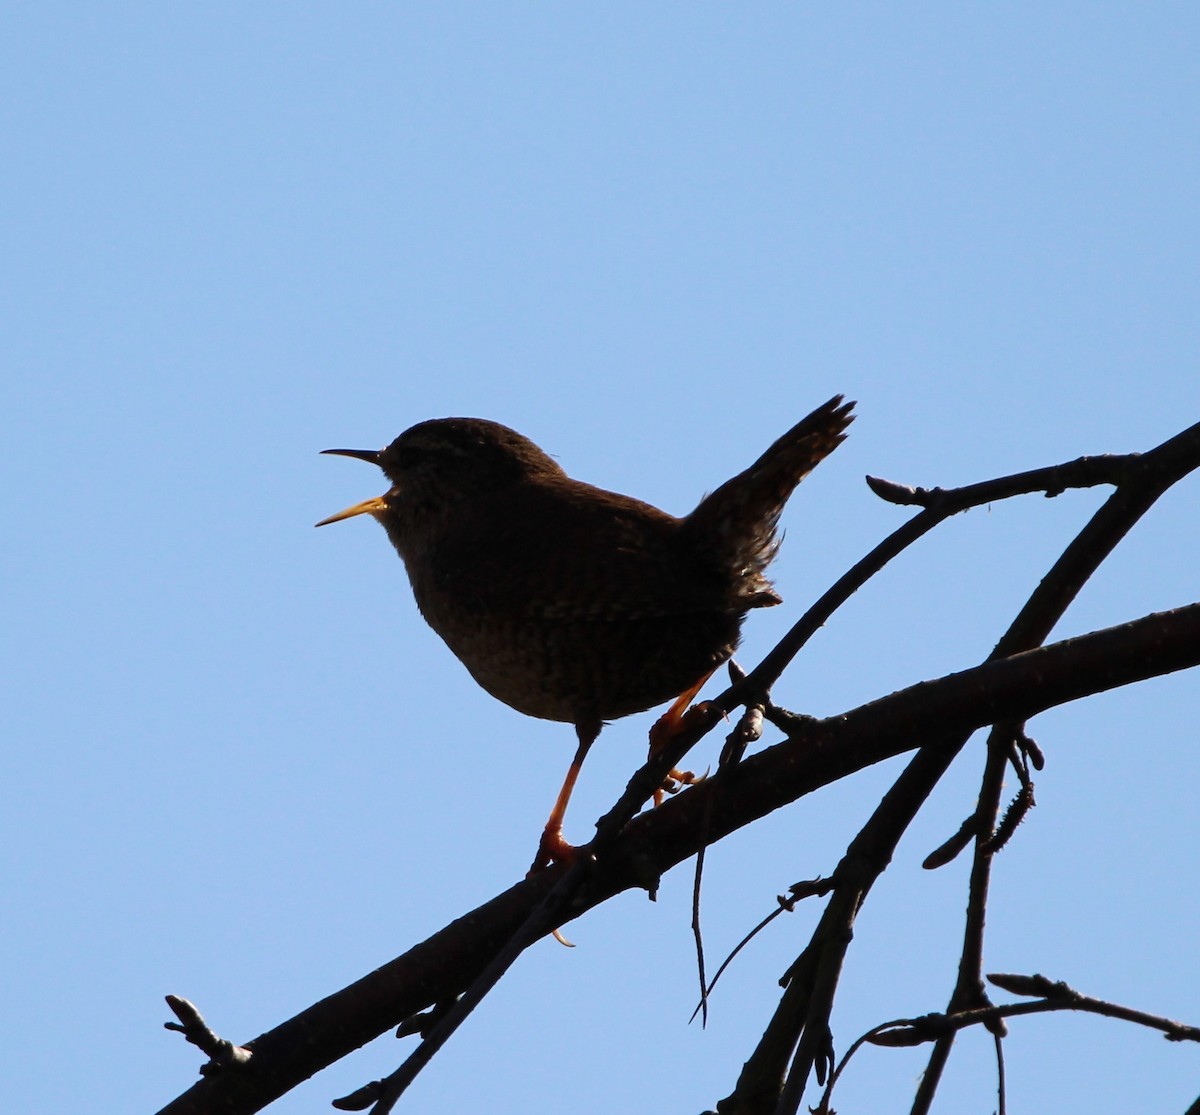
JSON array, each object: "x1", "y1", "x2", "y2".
[{"x1": 157, "y1": 603, "x2": 1200, "y2": 1115}]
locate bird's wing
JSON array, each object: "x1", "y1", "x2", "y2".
[{"x1": 432, "y1": 481, "x2": 727, "y2": 622}]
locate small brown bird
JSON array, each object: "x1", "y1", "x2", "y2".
[{"x1": 317, "y1": 395, "x2": 854, "y2": 869}]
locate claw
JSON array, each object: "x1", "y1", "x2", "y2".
[
  {"x1": 647, "y1": 670, "x2": 718, "y2": 806},
  {"x1": 528, "y1": 825, "x2": 581, "y2": 875}
]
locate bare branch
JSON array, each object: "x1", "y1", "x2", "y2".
[
  {"x1": 729, "y1": 417, "x2": 1200, "y2": 1115},
  {"x1": 816, "y1": 975, "x2": 1200, "y2": 1113},
  {"x1": 154, "y1": 416, "x2": 1200, "y2": 1115},
  {"x1": 155, "y1": 603, "x2": 1200, "y2": 1115}
]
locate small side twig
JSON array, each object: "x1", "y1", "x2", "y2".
[
  {"x1": 689, "y1": 876, "x2": 835, "y2": 1025},
  {"x1": 925, "y1": 728, "x2": 1039, "y2": 868},
  {"x1": 164, "y1": 995, "x2": 253, "y2": 1076},
  {"x1": 870, "y1": 977, "x2": 1200, "y2": 1046},
  {"x1": 982, "y1": 780, "x2": 1035, "y2": 855},
  {"x1": 394, "y1": 997, "x2": 458, "y2": 1040},
  {"x1": 865, "y1": 452, "x2": 1133, "y2": 510},
  {"x1": 922, "y1": 814, "x2": 979, "y2": 869},
  {"x1": 816, "y1": 974, "x2": 1200, "y2": 1113},
  {"x1": 989, "y1": 972, "x2": 1200, "y2": 1041}
]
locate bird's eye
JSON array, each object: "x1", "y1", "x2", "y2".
[{"x1": 392, "y1": 444, "x2": 427, "y2": 469}]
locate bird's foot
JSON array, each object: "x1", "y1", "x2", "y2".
[
  {"x1": 647, "y1": 693, "x2": 716, "y2": 750},
  {"x1": 648, "y1": 688, "x2": 717, "y2": 806},
  {"x1": 527, "y1": 824, "x2": 582, "y2": 876},
  {"x1": 526, "y1": 826, "x2": 584, "y2": 946},
  {"x1": 654, "y1": 764, "x2": 709, "y2": 807},
  {"x1": 655, "y1": 760, "x2": 710, "y2": 804}
]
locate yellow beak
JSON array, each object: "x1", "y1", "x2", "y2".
[{"x1": 315, "y1": 495, "x2": 389, "y2": 527}]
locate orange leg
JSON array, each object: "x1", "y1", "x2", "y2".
[
  {"x1": 528, "y1": 721, "x2": 600, "y2": 875},
  {"x1": 647, "y1": 670, "x2": 715, "y2": 805}
]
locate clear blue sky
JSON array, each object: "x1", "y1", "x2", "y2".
[{"x1": 4, "y1": 6, "x2": 1198, "y2": 1113}]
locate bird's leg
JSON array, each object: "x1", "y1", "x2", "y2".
[
  {"x1": 647, "y1": 670, "x2": 715, "y2": 805},
  {"x1": 528, "y1": 721, "x2": 600, "y2": 874}
]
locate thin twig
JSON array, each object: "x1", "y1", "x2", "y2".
[
  {"x1": 818, "y1": 975, "x2": 1200, "y2": 1112},
  {"x1": 690, "y1": 878, "x2": 835, "y2": 1025}
]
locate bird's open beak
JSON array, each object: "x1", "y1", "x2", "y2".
[{"x1": 316, "y1": 448, "x2": 388, "y2": 527}]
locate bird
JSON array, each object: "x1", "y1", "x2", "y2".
[{"x1": 316, "y1": 395, "x2": 854, "y2": 871}]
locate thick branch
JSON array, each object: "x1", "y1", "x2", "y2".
[{"x1": 156, "y1": 603, "x2": 1200, "y2": 1115}]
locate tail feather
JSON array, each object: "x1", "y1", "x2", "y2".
[{"x1": 682, "y1": 395, "x2": 854, "y2": 601}]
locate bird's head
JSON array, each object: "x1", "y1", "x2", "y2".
[{"x1": 316, "y1": 417, "x2": 564, "y2": 534}]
